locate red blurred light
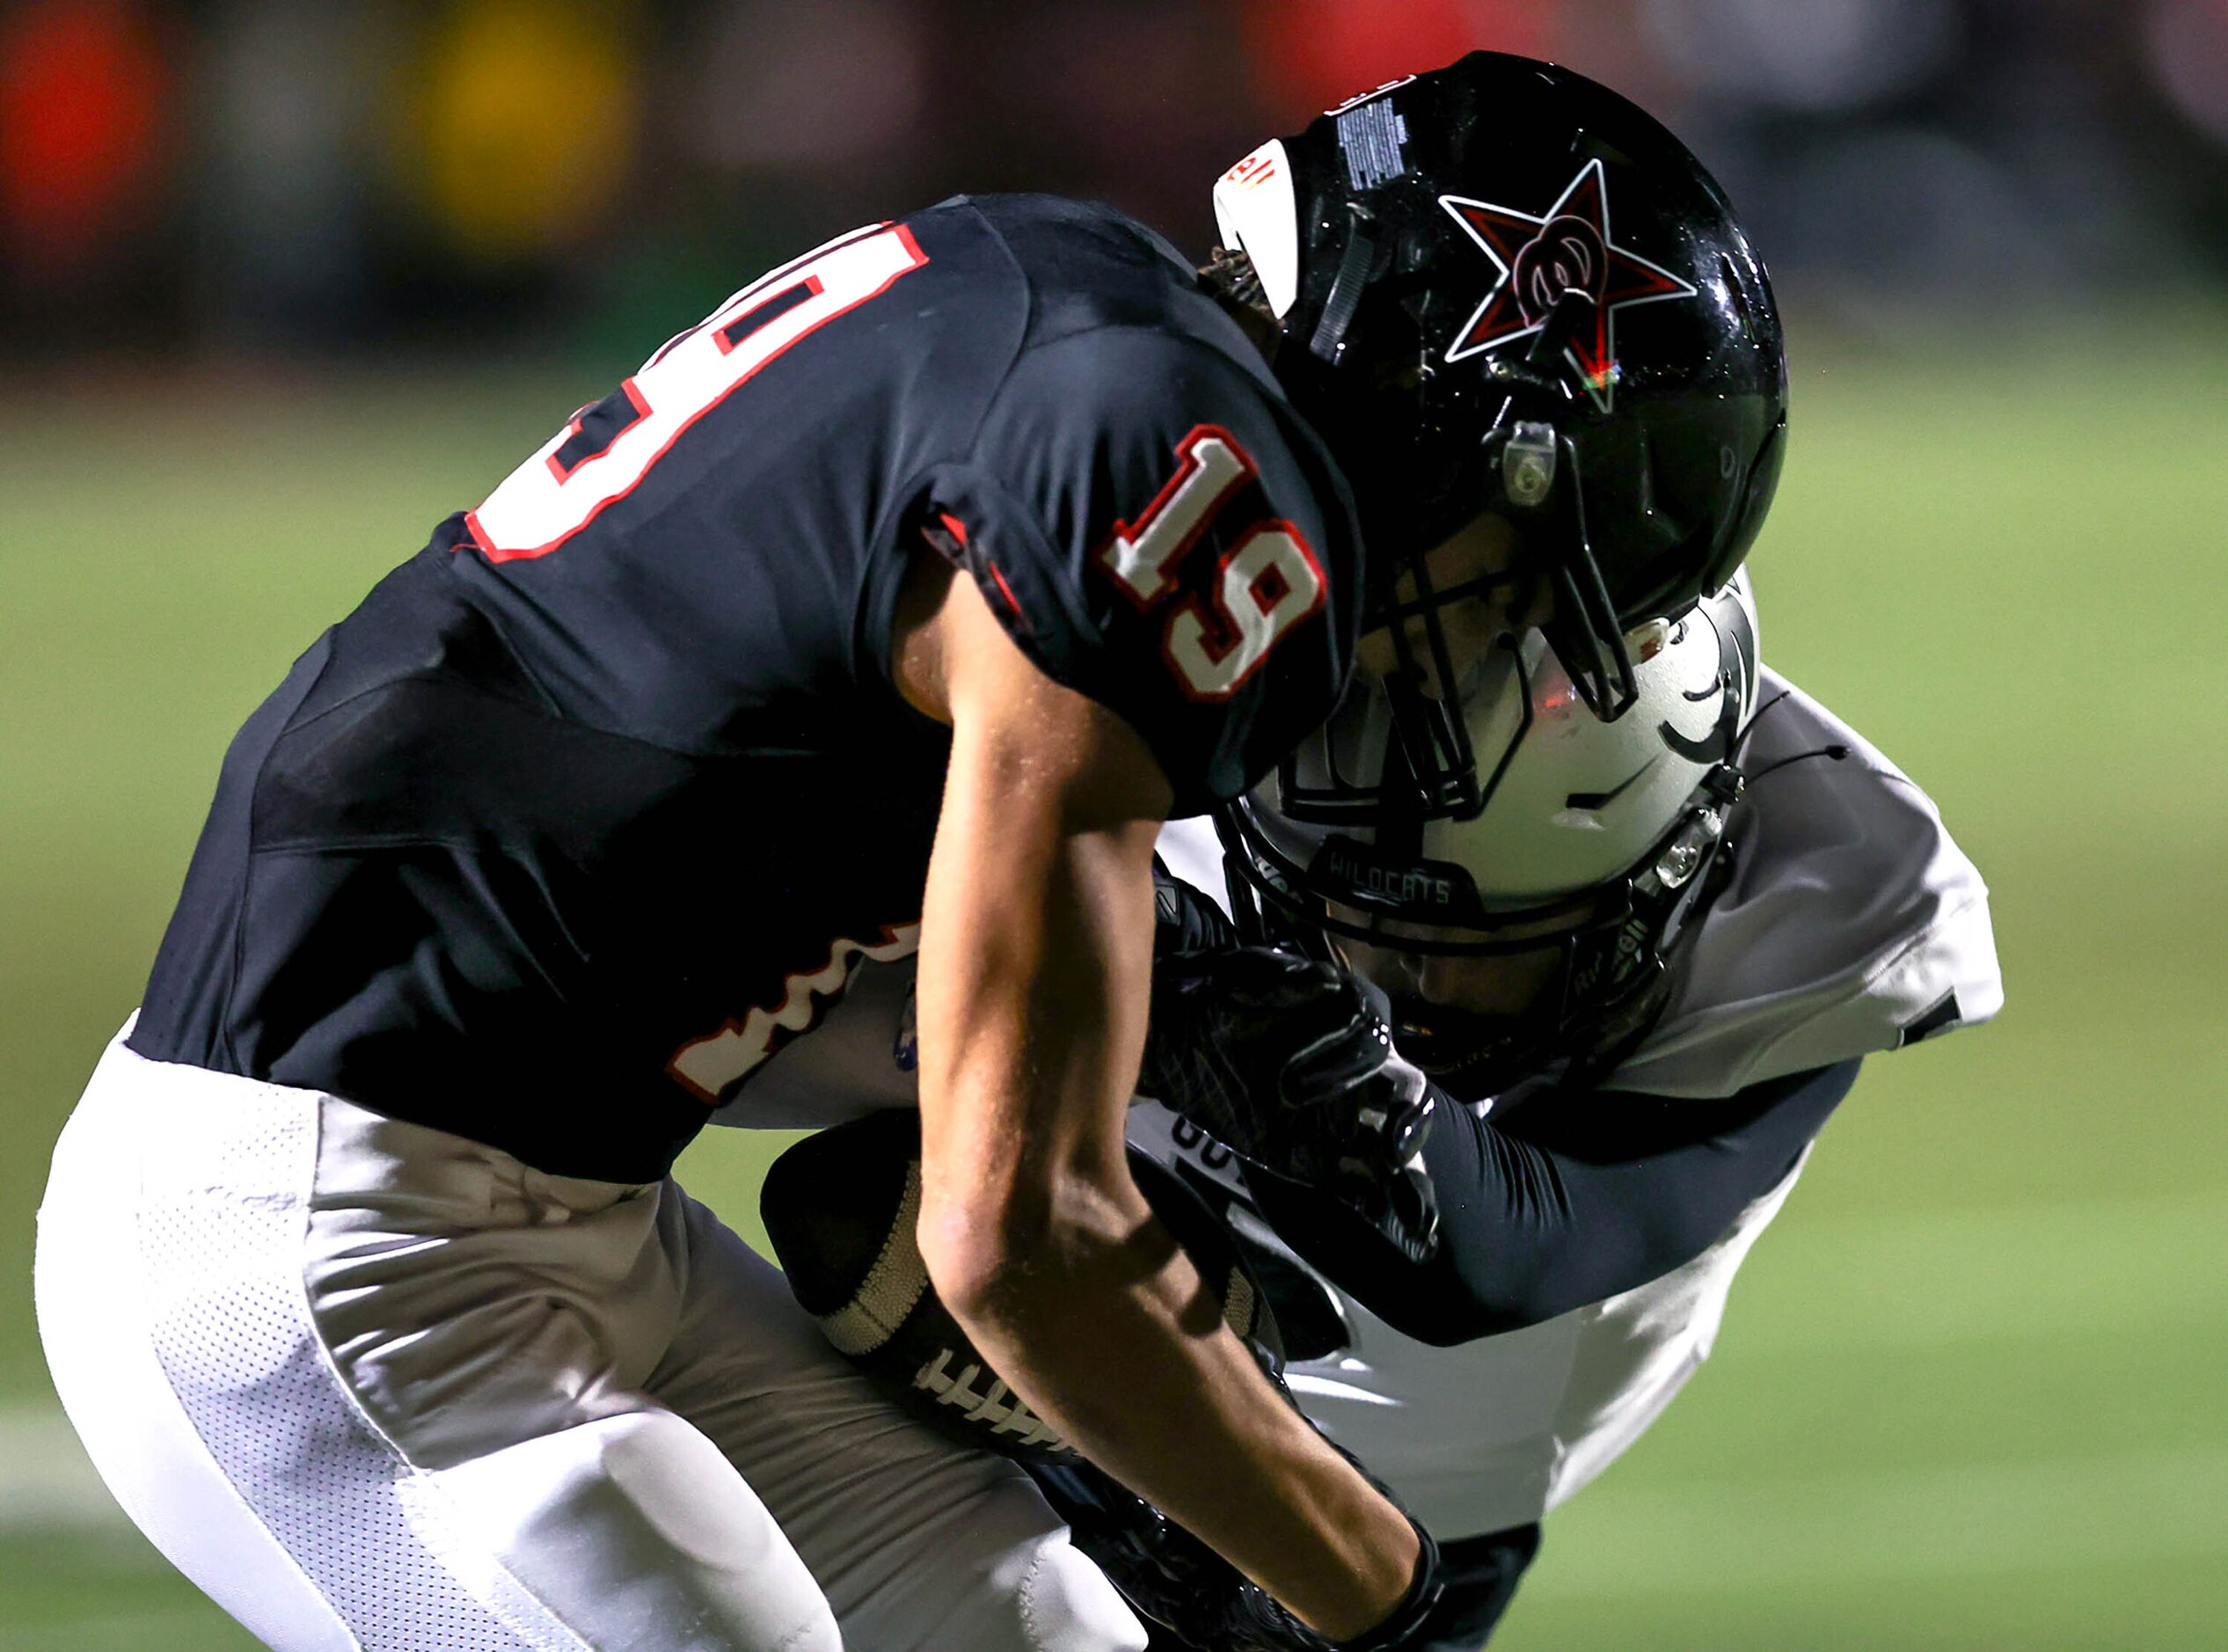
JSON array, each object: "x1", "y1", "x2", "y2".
[
  {"x1": 1238, "y1": 0, "x2": 1548, "y2": 121},
  {"x1": 0, "y1": 0, "x2": 170, "y2": 279}
]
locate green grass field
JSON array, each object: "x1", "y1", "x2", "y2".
[{"x1": 4, "y1": 327, "x2": 2225, "y2": 1648}]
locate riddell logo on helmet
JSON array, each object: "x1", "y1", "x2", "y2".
[{"x1": 1438, "y1": 158, "x2": 1699, "y2": 411}]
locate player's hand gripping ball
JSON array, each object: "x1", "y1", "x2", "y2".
[
  {"x1": 762, "y1": 1108, "x2": 1445, "y2": 1652},
  {"x1": 1028, "y1": 1450, "x2": 1446, "y2": 1652}
]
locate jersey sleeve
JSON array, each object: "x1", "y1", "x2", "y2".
[
  {"x1": 923, "y1": 326, "x2": 1362, "y2": 816},
  {"x1": 1246, "y1": 1060, "x2": 1860, "y2": 1348},
  {"x1": 1603, "y1": 672, "x2": 2004, "y2": 1098}
]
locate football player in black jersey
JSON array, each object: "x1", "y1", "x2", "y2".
[
  {"x1": 36, "y1": 55, "x2": 1784, "y2": 1652},
  {"x1": 755, "y1": 575, "x2": 1998, "y2": 1651}
]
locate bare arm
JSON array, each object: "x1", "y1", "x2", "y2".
[{"x1": 895, "y1": 559, "x2": 1419, "y2": 1639}]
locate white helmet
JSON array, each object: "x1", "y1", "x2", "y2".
[{"x1": 1224, "y1": 572, "x2": 1760, "y2": 1096}]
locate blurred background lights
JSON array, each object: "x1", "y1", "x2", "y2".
[
  {"x1": 0, "y1": 0, "x2": 172, "y2": 283},
  {"x1": 676, "y1": 0, "x2": 926, "y2": 172},
  {"x1": 1238, "y1": 0, "x2": 1546, "y2": 119},
  {"x1": 197, "y1": 7, "x2": 380, "y2": 347},
  {"x1": 3, "y1": 0, "x2": 2223, "y2": 350},
  {"x1": 1640, "y1": 0, "x2": 1962, "y2": 112},
  {"x1": 2147, "y1": 0, "x2": 2228, "y2": 144},
  {"x1": 397, "y1": 0, "x2": 644, "y2": 264},
  {"x1": 1785, "y1": 128, "x2": 2072, "y2": 312}
]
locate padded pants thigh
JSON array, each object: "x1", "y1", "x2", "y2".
[
  {"x1": 645, "y1": 1186, "x2": 1145, "y2": 1651},
  {"x1": 40, "y1": 1029, "x2": 1144, "y2": 1652},
  {"x1": 420, "y1": 1411, "x2": 838, "y2": 1652},
  {"x1": 40, "y1": 1034, "x2": 840, "y2": 1652}
]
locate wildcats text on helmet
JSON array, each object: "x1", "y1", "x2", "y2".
[{"x1": 1318, "y1": 842, "x2": 1459, "y2": 910}]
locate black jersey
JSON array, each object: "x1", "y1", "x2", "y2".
[{"x1": 131, "y1": 195, "x2": 1362, "y2": 1181}]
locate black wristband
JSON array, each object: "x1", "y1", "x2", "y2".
[{"x1": 1334, "y1": 1520, "x2": 1443, "y2": 1652}]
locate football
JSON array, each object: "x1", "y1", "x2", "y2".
[{"x1": 760, "y1": 1108, "x2": 1277, "y2": 1464}]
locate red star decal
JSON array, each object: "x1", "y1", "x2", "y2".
[{"x1": 1439, "y1": 159, "x2": 1698, "y2": 410}]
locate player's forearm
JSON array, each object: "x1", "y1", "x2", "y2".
[
  {"x1": 916, "y1": 908, "x2": 1419, "y2": 1632},
  {"x1": 913, "y1": 605, "x2": 1420, "y2": 1635},
  {"x1": 916, "y1": 771, "x2": 1414, "y2": 1632},
  {"x1": 939, "y1": 1173, "x2": 1420, "y2": 1640}
]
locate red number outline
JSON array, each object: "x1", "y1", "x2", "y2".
[
  {"x1": 1092, "y1": 426, "x2": 1328, "y2": 701},
  {"x1": 1160, "y1": 522, "x2": 1329, "y2": 704},
  {"x1": 1092, "y1": 424, "x2": 1257, "y2": 610},
  {"x1": 545, "y1": 380, "x2": 651, "y2": 483},
  {"x1": 465, "y1": 223, "x2": 930, "y2": 566}
]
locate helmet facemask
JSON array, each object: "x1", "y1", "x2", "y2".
[
  {"x1": 1330, "y1": 275, "x2": 1650, "y2": 729},
  {"x1": 1272, "y1": 605, "x2": 1531, "y2": 829},
  {"x1": 1221, "y1": 778, "x2": 1738, "y2": 1100}
]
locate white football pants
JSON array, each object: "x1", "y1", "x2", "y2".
[{"x1": 36, "y1": 1023, "x2": 1146, "y2": 1652}]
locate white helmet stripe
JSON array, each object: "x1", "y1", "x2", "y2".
[{"x1": 1212, "y1": 140, "x2": 1302, "y2": 319}]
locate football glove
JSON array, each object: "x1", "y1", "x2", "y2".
[
  {"x1": 1028, "y1": 1451, "x2": 1444, "y2": 1652},
  {"x1": 1140, "y1": 947, "x2": 1443, "y2": 1262},
  {"x1": 1152, "y1": 857, "x2": 1238, "y2": 956}
]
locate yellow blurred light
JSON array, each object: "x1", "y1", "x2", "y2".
[{"x1": 396, "y1": 0, "x2": 641, "y2": 262}]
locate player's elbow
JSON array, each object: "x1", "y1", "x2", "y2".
[
  {"x1": 917, "y1": 1182, "x2": 1048, "y2": 1325},
  {"x1": 917, "y1": 1156, "x2": 1135, "y2": 1331}
]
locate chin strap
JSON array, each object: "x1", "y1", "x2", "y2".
[{"x1": 1309, "y1": 203, "x2": 1381, "y2": 363}]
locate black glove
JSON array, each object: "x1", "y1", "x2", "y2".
[
  {"x1": 1029, "y1": 1454, "x2": 1443, "y2": 1652},
  {"x1": 1152, "y1": 857, "x2": 1238, "y2": 956},
  {"x1": 1140, "y1": 947, "x2": 1442, "y2": 1262}
]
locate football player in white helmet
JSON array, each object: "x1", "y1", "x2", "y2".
[
  {"x1": 1226, "y1": 572, "x2": 1764, "y2": 1102},
  {"x1": 1121, "y1": 570, "x2": 2002, "y2": 1646}
]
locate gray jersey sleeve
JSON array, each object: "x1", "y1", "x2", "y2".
[{"x1": 1603, "y1": 669, "x2": 2003, "y2": 1098}]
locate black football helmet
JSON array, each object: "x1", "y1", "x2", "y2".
[{"x1": 1211, "y1": 52, "x2": 1786, "y2": 818}]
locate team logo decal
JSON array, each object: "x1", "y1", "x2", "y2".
[{"x1": 1439, "y1": 159, "x2": 1698, "y2": 410}]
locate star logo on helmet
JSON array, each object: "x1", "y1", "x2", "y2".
[{"x1": 1438, "y1": 159, "x2": 1698, "y2": 412}]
